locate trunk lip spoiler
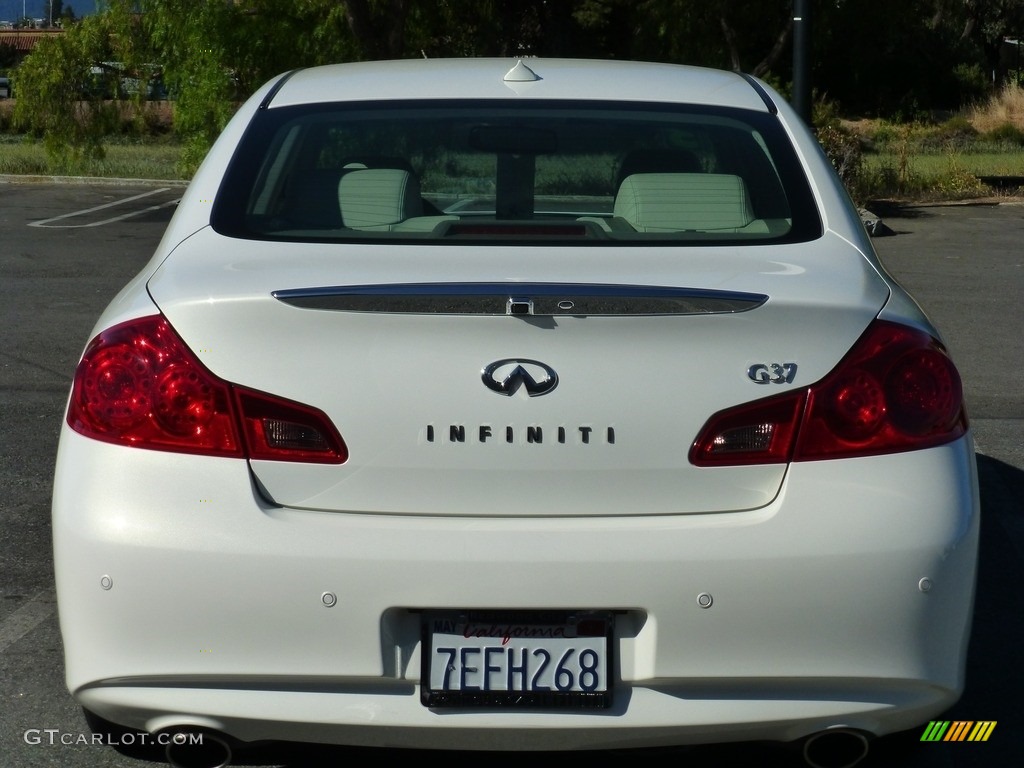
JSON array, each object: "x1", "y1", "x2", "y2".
[{"x1": 272, "y1": 282, "x2": 768, "y2": 316}]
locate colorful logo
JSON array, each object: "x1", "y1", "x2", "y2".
[{"x1": 921, "y1": 721, "x2": 996, "y2": 742}]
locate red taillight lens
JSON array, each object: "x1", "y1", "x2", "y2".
[
  {"x1": 796, "y1": 322, "x2": 965, "y2": 460},
  {"x1": 690, "y1": 320, "x2": 967, "y2": 466},
  {"x1": 68, "y1": 315, "x2": 347, "y2": 463},
  {"x1": 70, "y1": 316, "x2": 242, "y2": 456}
]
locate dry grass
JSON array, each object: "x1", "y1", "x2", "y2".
[
  {"x1": 840, "y1": 83, "x2": 1024, "y2": 141},
  {"x1": 965, "y1": 83, "x2": 1024, "y2": 133}
]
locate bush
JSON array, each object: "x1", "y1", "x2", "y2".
[
  {"x1": 920, "y1": 116, "x2": 978, "y2": 150},
  {"x1": 816, "y1": 123, "x2": 864, "y2": 197},
  {"x1": 932, "y1": 165, "x2": 987, "y2": 199},
  {"x1": 983, "y1": 122, "x2": 1024, "y2": 146},
  {"x1": 859, "y1": 120, "x2": 905, "y2": 148},
  {"x1": 952, "y1": 63, "x2": 991, "y2": 105}
]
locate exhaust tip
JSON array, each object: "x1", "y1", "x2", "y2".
[
  {"x1": 163, "y1": 728, "x2": 233, "y2": 768},
  {"x1": 802, "y1": 728, "x2": 871, "y2": 768}
]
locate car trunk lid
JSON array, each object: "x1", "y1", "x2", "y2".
[{"x1": 147, "y1": 228, "x2": 889, "y2": 517}]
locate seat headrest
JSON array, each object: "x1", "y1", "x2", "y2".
[
  {"x1": 338, "y1": 168, "x2": 423, "y2": 228},
  {"x1": 614, "y1": 173, "x2": 754, "y2": 232}
]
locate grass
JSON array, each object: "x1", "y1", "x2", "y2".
[
  {"x1": 0, "y1": 134, "x2": 186, "y2": 180},
  {"x1": 0, "y1": 100, "x2": 185, "y2": 180},
  {"x1": 860, "y1": 149, "x2": 1024, "y2": 181},
  {"x1": 858, "y1": 149, "x2": 1024, "y2": 203},
  {"x1": 964, "y1": 82, "x2": 1024, "y2": 133}
]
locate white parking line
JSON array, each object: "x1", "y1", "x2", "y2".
[
  {"x1": 0, "y1": 589, "x2": 55, "y2": 654},
  {"x1": 29, "y1": 188, "x2": 180, "y2": 228}
]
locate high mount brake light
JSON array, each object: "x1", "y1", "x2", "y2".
[
  {"x1": 68, "y1": 315, "x2": 347, "y2": 464},
  {"x1": 689, "y1": 320, "x2": 966, "y2": 466}
]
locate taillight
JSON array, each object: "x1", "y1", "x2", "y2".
[
  {"x1": 690, "y1": 320, "x2": 966, "y2": 466},
  {"x1": 68, "y1": 315, "x2": 347, "y2": 463}
]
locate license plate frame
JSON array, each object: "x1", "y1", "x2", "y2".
[{"x1": 421, "y1": 609, "x2": 613, "y2": 709}]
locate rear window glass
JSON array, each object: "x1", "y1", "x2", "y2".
[{"x1": 212, "y1": 100, "x2": 820, "y2": 245}]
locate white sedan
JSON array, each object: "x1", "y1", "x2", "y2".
[{"x1": 52, "y1": 58, "x2": 979, "y2": 768}]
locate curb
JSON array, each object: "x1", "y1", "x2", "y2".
[{"x1": 0, "y1": 174, "x2": 189, "y2": 187}]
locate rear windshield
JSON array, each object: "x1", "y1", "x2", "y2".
[{"x1": 212, "y1": 99, "x2": 821, "y2": 245}]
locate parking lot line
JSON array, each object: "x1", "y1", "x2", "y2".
[
  {"x1": 29, "y1": 188, "x2": 180, "y2": 228},
  {"x1": 0, "y1": 590, "x2": 55, "y2": 654}
]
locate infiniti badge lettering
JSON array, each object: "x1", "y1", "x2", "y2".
[{"x1": 482, "y1": 359, "x2": 558, "y2": 397}]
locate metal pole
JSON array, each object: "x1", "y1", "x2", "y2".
[{"x1": 792, "y1": 0, "x2": 812, "y2": 125}]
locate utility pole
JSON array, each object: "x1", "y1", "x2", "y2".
[{"x1": 792, "y1": 0, "x2": 812, "y2": 125}]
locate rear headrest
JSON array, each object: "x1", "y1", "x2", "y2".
[
  {"x1": 614, "y1": 173, "x2": 754, "y2": 232},
  {"x1": 338, "y1": 168, "x2": 423, "y2": 228}
]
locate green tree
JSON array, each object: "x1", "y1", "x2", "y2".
[
  {"x1": 932, "y1": 0, "x2": 1024, "y2": 86},
  {"x1": 136, "y1": 0, "x2": 382, "y2": 170},
  {"x1": 16, "y1": 0, "x2": 356, "y2": 174},
  {"x1": 12, "y1": 12, "x2": 119, "y2": 168},
  {"x1": 572, "y1": 0, "x2": 794, "y2": 75},
  {"x1": 813, "y1": 0, "x2": 988, "y2": 116}
]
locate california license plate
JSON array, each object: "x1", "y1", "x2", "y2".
[{"x1": 421, "y1": 610, "x2": 612, "y2": 708}]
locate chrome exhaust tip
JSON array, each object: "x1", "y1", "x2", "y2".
[
  {"x1": 163, "y1": 728, "x2": 233, "y2": 768},
  {"x1": 802, "y1": 728, "x2": 871, "y2": 768}
]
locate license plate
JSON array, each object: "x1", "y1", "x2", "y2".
[{"x1": 421, "y1": 610, "x2": 612, "y2": 708}]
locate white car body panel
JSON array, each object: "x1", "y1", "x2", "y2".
[{"x1": 271, "y1": 58, "x2": 772, "y2": 110}]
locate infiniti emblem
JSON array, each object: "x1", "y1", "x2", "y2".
[{"x1": 482, "y1": 359, "x2": 559, "y2": 397}]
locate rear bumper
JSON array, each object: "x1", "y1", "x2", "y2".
[
  {"x1": 53, "y1": 428, "x2": 979, "y2": 749},
  {"x1": 77, "y1": 679, "x2": 957, "y2": 751}
]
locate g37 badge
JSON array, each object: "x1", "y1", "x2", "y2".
[{"x1": 748, "y1": 362, "x2": 797, "y2": 384}]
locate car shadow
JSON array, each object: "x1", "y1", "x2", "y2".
[{"x1": 863, "y1": 200, "x2": 935, "y2": 220}]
